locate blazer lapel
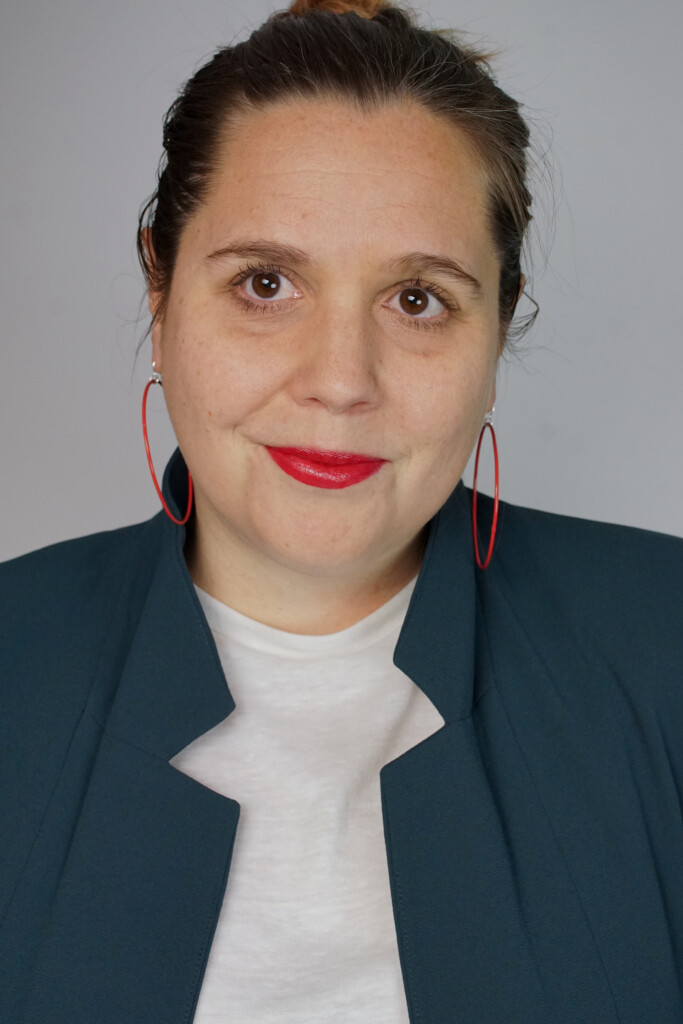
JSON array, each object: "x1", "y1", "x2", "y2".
[
  {"x1": 23, "y1": 456, "x2": 240, "y2": 1023},
  {"x1": 384, "y1": 487, "x2": 623, "y2": 1023}
]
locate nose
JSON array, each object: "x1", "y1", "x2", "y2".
[{"x1": 288, "y1": 307, "x2": 380, "y2": 415}]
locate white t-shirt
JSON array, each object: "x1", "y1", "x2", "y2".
[{"x1": 169, "y1": 579, "x2": 445, "y2": 1023}]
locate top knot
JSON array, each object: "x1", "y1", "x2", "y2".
[{"x1": 287, "y1": 0, "x2": 389, "y2": 17}]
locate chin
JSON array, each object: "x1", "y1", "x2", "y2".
[{"x1": 257, "y1": 517, "x2": 382, "y2": 577}]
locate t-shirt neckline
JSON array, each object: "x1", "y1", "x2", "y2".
[{"x1": 194, "y1": 575, "x2": 418, "y2": 657}]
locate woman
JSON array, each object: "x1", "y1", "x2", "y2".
[{"x1": 1, "y1": 1, "x2": 681, "y2": 1021}]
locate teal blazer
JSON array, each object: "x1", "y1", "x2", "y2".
[{"x1": 2, "y1": 448, "x2": 682, "y2": 1023}]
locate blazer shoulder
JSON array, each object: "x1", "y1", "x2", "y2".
[
  {"x1": 497, "y1": 498, "x2": 683, "y2": 592},
  {"x1": 0, "y1": 520, "x2": 146, "y2": 579},
  {"x1": 500, "y1": 496, "x2": 682, "y2": 546},
  {"x1": 0, "y1": 520, "x2": 162, "y2": 715},
  {"x1": 490, "y1": 498, "x2": 683, "y2": 707},
  {"x1": 0, "y1": 522, "x2": 146, "y2": 624}
]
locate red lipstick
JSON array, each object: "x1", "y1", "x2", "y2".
[{"x1": 265, "y1": 446, "x2": 387, "y2": 489}]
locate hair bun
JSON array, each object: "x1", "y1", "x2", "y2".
[{"x1": 287, "y1": 0, "x2": 389, "y2": 17}]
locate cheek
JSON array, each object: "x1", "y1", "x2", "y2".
[
  {"x1": 163, "y1": 324, "x2": 283, "y2": 435},
  {"x1": 395, "y1": 353, "x2": 490, "y2": 453}
]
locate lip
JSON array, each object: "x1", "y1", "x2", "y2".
[{"x1": 265, "y1": 446, "x2": 388, "y2": 489}]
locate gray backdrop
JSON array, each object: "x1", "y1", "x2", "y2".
[{"x1": 2, "y1": 0, "x2": 682, "y2": 562}]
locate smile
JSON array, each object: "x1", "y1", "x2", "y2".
[{"x1": 264, "y1": 447, "x2": 387, "y2": 489}]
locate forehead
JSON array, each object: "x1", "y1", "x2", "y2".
[{"x1": 188, "y1": 96, "x2": 497, "y2": 278}]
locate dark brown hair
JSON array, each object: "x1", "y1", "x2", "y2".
[{"x1": 137, "y1": 0, "x2": 539, "y2": 345}]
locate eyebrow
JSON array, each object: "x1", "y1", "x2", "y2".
[{"x1": 205, "y1": 239, "x2": 484, "y2": 297}]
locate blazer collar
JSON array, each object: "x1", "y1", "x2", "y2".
[
  {"x1": 107, "y1": 447, "x2": 480, "y2": 758},
  {"x1": 393, "y1": 478, "x2": 478, "y2": 722},
  {"x1": 101, "y1": 451, "x2": 233, "y2": 760}
]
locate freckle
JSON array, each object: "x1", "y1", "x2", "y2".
[{"x1": 208, "y1": 411, "x2": 213, "y2": 417}]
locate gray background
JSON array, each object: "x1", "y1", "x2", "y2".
[{"x1": 1, "y1": 0, "x2": 681, "y2": 562}]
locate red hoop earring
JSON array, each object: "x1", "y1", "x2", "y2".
[
  {"x1": 471, "y1": 409, "x2": 499, "y2": 570},
  {"x1": 142, "y1": 367, "x2": 193, "y2": 526}
]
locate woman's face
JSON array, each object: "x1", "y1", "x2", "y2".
[{"x1": 151, "y1": 96, "x2": 502, "y2": 580}]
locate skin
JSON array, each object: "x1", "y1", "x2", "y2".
[{"x1": 149, "y1": 96, "x2": 520, "y2": 634}]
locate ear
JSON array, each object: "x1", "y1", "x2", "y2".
[
  {"x1": 500, "y1": 272, "x2": 526, "y2": 352},
  {"x1": 512, "y1": 273, "x2": 526, "y2": 314},
  {"x1": 150, "y1": 311, "x2": 163, "y2": 374},
  {"x1": 517, "y1": 273, "x2": 526, "y2": 303},
  {"x1": 141, "y1": 227, "x2": 162, "y2": 311},
  {"x1": 141, "y1": 227, "x2": 164, "y2": 371},
  {"x1": 486, "y1": 376, "x2": 497, "y2": 416}
]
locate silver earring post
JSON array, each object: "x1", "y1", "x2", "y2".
[
  {"x1": 150, "y1": 360, "x2": 163, "y2": 386},
  {"x1": 484, "y1": 405, "x2": 495, "y2": 426}
]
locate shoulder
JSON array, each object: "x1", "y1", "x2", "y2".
[
  {"x1": 0, "y1": 522, "x2": 162, "y2": 918},
  {"x1": 0, "y1": 519, "x2": 162, "y2": 809},
  {"x1": 0, "y1": 520, "x2": 160, "y2": 712},
  {"x1": 499, "y1": 494, "x2": 682, "y2": 555},
  {"x1": 0, "y1": 523, "x2": 146, "y2": 630},
  {"x1": 0, "y1": 521, "x2": 142, "y2": 579},
  {"x1": 495, "y1": 496, "x2": 682, "y2": 604},
  {"x1": 485, "y1": 495, "x2": 683, "y2": 706}
]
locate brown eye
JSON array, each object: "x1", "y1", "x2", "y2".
[
  {"x1": 236, "y1": 266, "x2": 300, "y2": 306},
  {"x1": 391, "y1": 286, "x2": 447, "y2": 320},
  {"x1": 251, "y1": 272, "x2": 281, "y2": 299},
  {"x1": 399, "y1": 287, "x2": 429, "y2": 315}
]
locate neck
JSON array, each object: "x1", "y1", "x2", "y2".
[{"x1": 184, "y1": 514, "x2": 426, "y2": 636}]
